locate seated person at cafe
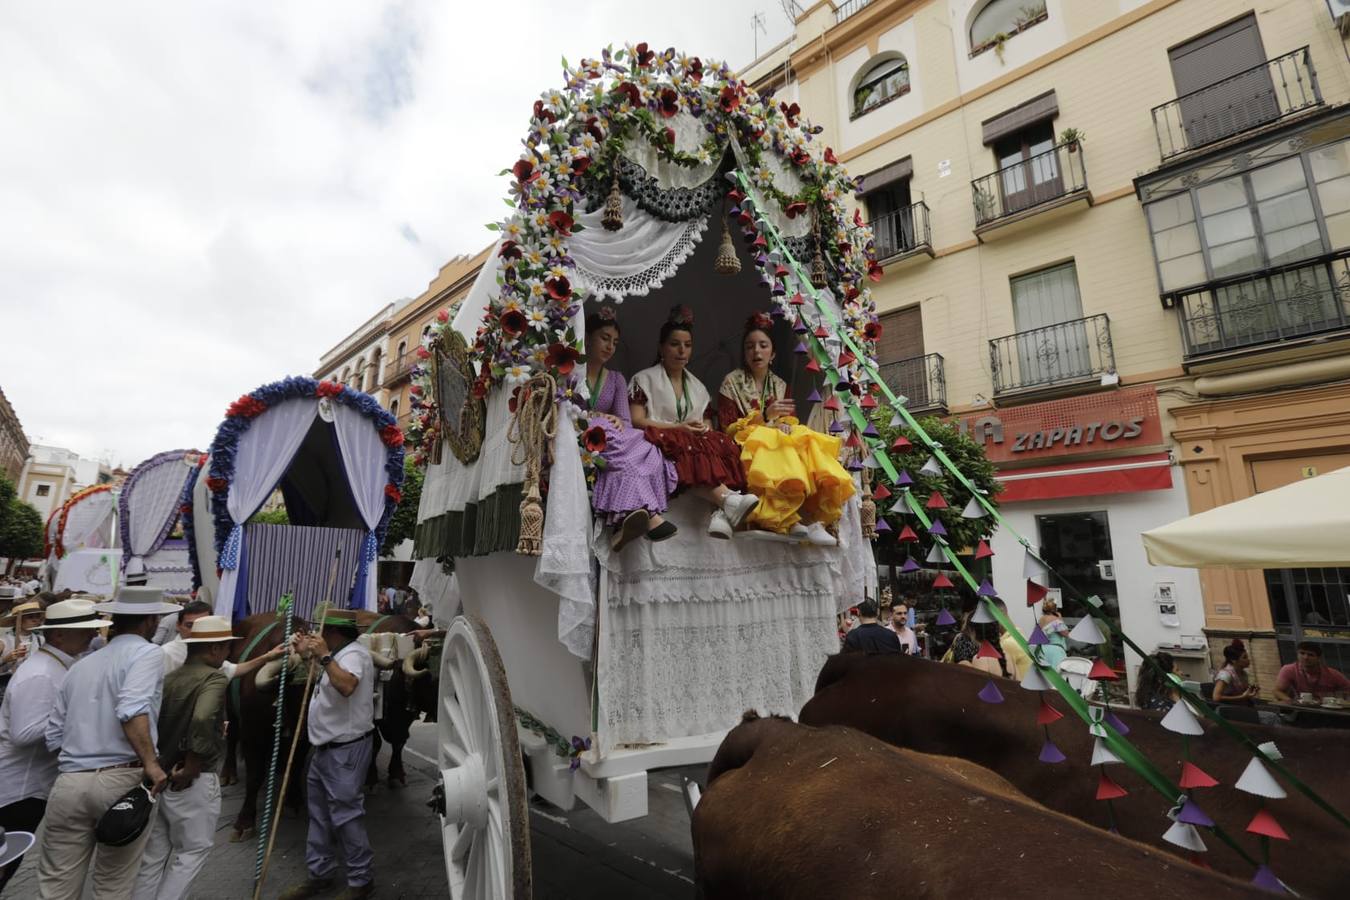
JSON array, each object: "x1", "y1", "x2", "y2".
[{"x1": 1273, "y1": 642, "x2": 1350, "y2": 702}]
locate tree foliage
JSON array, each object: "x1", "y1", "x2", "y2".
[
  {"x1": 0, "y1": 474, "x2": 45, "y2": 566},
  {"x1": 248, "y1": 507, "x2": 290, "y2": 526},
  {"x1": 381, "y1": 458, "x2": 423, "y2": 556}
]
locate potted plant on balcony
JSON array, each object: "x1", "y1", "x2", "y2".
[
  {"x1": 973, "y1": 186, "x2": 997, "y2": 222},
  {"x1": 1060, "y1": 128, "x2": 1083, "y2": 153}
]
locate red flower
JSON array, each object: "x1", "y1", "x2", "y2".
[
  {"x1": 512, "y1": 159, "x2": 535, "y2": 183},
  {"x1": 634, "y1": 42, "x2": 655, "y2": 67},
  {"x1": 206, "y1": 477, "x2": 229, "y2": 494},
  {"x1": 789, "y1": 148, "x2": 810, "y2": 167},
  {"x1": 868, "y1": 261, "x2": 885, "y2": 282},
  {"x1": 545, "y1": 276, "x2": 571, "y2": 302},
  {"x1": 844, "y1": 284, "x2": 861, "y2": 301},
  {"x1": 663, "y1": 126, "x2": 675, "y2": 146},
  {"x1": 853, "y1": 208, "x2": 864, "y2": 227},
  {"x1": 718, "y1": 85, "x2": 740, "y2": 113},
  {"x1": 226, "y1": 395, "x2": 267, "y2": 419},
  {"x1": 416, "y1": 346, "x2": 431, "y2": 360},
  {"x1": 316, "y1": 381, "x2": 343, "y2": 399},
  {"x1": 573, "y1": 156, "x2": 593, "y2": 175},
  {"x1": 499, "y1": 240, "x2": 522, "y2": 262},
  {"x1": 784, "y1": 200, "x2": 808, "y2": 219},
  {"x1": 837, "y1": 240, "x2": 852, "y2": 255},
  {"x1": 688, "y1": 57, "x2": 703, "y2": 81},
  {"x1": 614, "y1": 82, "x2": 641, "y2": 107},
  {"x1": 179, "y1": 503, "x2": 192, "y2": 515},
  {"x1": 658, "y1": 88, "x2": 679, "y2": 118},
  {"x1": 380, "y1": 424, "x2": 405, "y2": 448},
  {"x1": 532, "y1": 100, "x2": 557, "y2": 124},
  {"x1": 583, "y1": 425, "x2": 607, "y2": 453},
  {"x1": 508, "y1": 385, "x2": 522, "y2": 413},
  {"x1": 545, "y1": 342, "x2": 581, "y2": 376},
  {"x1": 779, "y1": 102, "x2": 800, "y2": 126},
  {"x1": 584, "y1": 116, "x2": 605, "y2": 141},
  {"x1": 500, "y1": 309, "x2": 528, "y2": 337},
  {"x1": 824, "y1": 147, "x2": 838, "y2": 165},
  {"x1": 437, "y1": 308, "x2": 450, "y2": 323},
  {"x1": 864, "y1": 321, "x2": 882, "y2": 342},
  {"x1": 472, "y1": 377, "x2": 488, "y2": 399},
  {"x1": 547, "y1": 210, "x2": 574, "y2": 236},
  {"x1": 409, "y1": 384, "x2": 424, "y2": 396},
  {"x1": 384, "y1": 483, "x2": 402, "y2": 504}
]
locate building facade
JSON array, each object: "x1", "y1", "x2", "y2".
[
  {"x1": 747, "y1": 0, "x2": 1350, "y2": 691},
  {"x1": 18, "y1": 444, "x2": 113, "y2": 521},
  {"x1": 0, "y1": 388, "x2": 28, "y2": 484},
  {"x1": 316, "y1": 301, "x2": 399, "y2": 408}
]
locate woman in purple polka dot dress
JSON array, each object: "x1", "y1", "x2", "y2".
[{"x1": 580, "y1": 308, "x2": 678, "y2": 551}]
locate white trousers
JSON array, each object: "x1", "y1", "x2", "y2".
[{"x1": 133, "y1": 773, "x2": 220, "y2": 900}]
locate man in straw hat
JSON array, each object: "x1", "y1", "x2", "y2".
[
  {"x1": 0, "y1": 599, "x2": 106, "y2": 892},
  {"x1": 134, "y1": 615, "x2": 235, "y2": 900},
  {"x1": 279, "y1": 607, "x2": 377, "y2": 900},
  {"x1": 36, "y1": 584, "x2": 180, "y2": 899},
  {"x1": 0, "y1": 599, "x2": 45, "y2": 705}
]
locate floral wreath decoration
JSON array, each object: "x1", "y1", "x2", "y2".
[
  {"x1": 53, "y1": 483, "x2": 117, "y2": 559},
  {"x1": 205, "y1": 377, "x2": 406, "y2": 590},
  {"x1": 409, "y1": 42, "x2": 885, "y2": 474},
  {"x1": 118, "y1": 449, "x2": 203, "y2": 569}
]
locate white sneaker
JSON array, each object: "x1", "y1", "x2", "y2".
[
  {"x1": 804, "y1": 522, "x2": 836, "y2": 547},
  {"x1": 789, "y1": 523, "x2": 810, "y2": 539},
  {"x1": 722, "y1": 492, "x2": 759, "y2": 528},
  {"x1": 708, "y1": 509, "x2": 733, "y2": 539}
]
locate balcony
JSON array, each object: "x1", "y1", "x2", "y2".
[
  {"x1": 989, "y1": 315, "x2": 1115, "y2": 396},
  {"x1": 972, "y1": 142, "x2": 1090, "y2": 237},
  {"x1": 1176, "y1": 250, "x2": 1350, "y2": 361},
  {"x1": 1152, "y1": 47, "x2": 1322, "y2": 163},
  {"x1": 384, "y1": 353, "x2": 419, "y2": 388},
  {"x1": 834, "y1": 0, "x2": 873, "y2": 25},
  {"x1": 878, "y1": 353, "x2": 946, "y2": 413},
  {"x1": 870, "y1": 202, "x2": 932, "y2": 264}
]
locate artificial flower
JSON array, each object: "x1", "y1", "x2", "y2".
[
  {"x1": 226, "y1": 395, "x2": 268, "y2": 419},
  {"x1": 658, "y1": 87, "x2": 679, "y2": 118},
  {"x1": 437, "y1": 308, "x2": 450, "y2": 323},
  {"x1": 526, "y1": 308, "x2": 548, "y2": 330},
  {"x1": 780, "y1": 101, "x2": 800, "y2": 126},
  {"x1": 380, "y1": 424, "x2": 405, "y2": 448},
  {"x1": 315, "y1": 381, "x2": 343, "y2": 399},
  {"x1": 384, "y1": 484, "x2": 403, "y2": 504},
  {"x1": 824, "y1": 147, "x2": 838, "y2": 165},
  {"x1": 784, "y1": 200, "x2": 808, "y2": 219},
  {"x1": 512, "y1": 159, "x2": 535, "y2": 183},
  {"x1": 863, "y1": 321, "x2": 882, "y2": 342},
  {"x1": 614, "y1": 81, "x2": 641, "y2": 107},
  {"x1": 868, "y1": 260, "x2": 885, "y2": 282},
  {"x1": 582, "y1": 425, "x2": 607, "y2": 453},
  {"x1": 206, "y1": 476, "x2": 229, "y2": 494},
  {"x1": 547, "y1": 210, "x2": 574, "y2": 235},
  {"x1": 504, "y1": 364, "x2": 531, "y2": 385},
  {"x1": 416, "y1": 346, "x2": 431, "y2": 360},
  {"x1": 545, "y1": 275, "x2": 571, "y2": 301},
  {"x1": 718, "y1": 84, "x2": 740, "y2": 113},
  {"x1": 545, "y1": 342, "x2": 581, "y2": 376},
  {"x1": 634, "y1": 42, "x2": 655, "y2": 68}
]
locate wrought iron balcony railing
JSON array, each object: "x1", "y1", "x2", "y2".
[
  {"x1": 1152, "y1": 47, "x2": 1322, "y2": 162},
  {"x1": 989, "y1": 314, "x2": 1114, "y2": 394},
  {"x1": 878, "y1": 353, "x2": 946, "y2": 412},
  {"x1": 870, "y1": 202, "x2": 931, "y2": 261},
  {"x1": 384, "y1": 353, "x2": 419, "y2": 388},
  {"x1": 834, "y1": 0, "x2": 873, "y2": 25},
  {"x1": 1176, "y1": 250, "x2": 1350, "y2": 358},
  {"x1": 971, "y1": 142, "x2": 1087, "y2": 228}
]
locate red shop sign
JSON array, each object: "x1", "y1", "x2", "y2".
[{"x1": 953, "y1": 386, "x2": 1163, "y2": 465}]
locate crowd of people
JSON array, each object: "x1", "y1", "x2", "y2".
[{"x1": 0, "y1": 583, "x2": 383, "y2": 899}]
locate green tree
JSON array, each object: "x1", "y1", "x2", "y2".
[
  {"x1": 381, "y1": 458, "x2": 423, "y2": 555},
  {"x1": 0, "y1": 475, "x2": 45, "y2": 573},
  {"x1": 248, "y1": 507, "x2": 290, "y2": 526}
]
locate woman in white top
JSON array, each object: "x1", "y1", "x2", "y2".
[
  {"x1": 629, "y1": 306, "x2": 758, "y2": 539},
  {"x1": 0, "y1": 601, "x2": 45, "y2": 705}
]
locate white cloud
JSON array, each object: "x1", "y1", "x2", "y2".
[{"x1": 0, "y1": 0, "x2": 792, "y2": 467}]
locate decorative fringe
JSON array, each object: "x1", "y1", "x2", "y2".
[
  {"x1": 810, "y1": 206, "x2": 828, "y2": 289},
  {"x1": 507, "y1": 373, "x2": 559, "y2": 556},
  {"x1": 713, "y1": 220, "x2": 741, "y2": 274},
  {"x1": 602, "y1": 168, "x2": 624, "y2": 232},
  {"x1": 860, "y1": 467, "x2": 877, "y2": 540}
]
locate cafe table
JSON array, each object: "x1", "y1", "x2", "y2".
[{"x1": 1258, "y1": 699, "x2": 1350, "y2": 729}]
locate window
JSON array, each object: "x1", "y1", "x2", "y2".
[
  {"x1": 390, "y1": 398, "x2": 400, "y2": 419},
  {"x1": 1011, "y1": 262, "x2": 1091, "y2": 383},
  {"x1": 852, "y1": 55, "x2": 909, "y2": 118},
  {"x1": 1036, "y1": 512, "x2": 1124, "y2": 664},
  {"x1": 970, "y1": 0, "x2": 1047, "y2": 54},
  {"x1": 396, "y1": 340, "x2": 408, "y2": 362},
  {"x1": 36, "y1": 484, "x2": 50, "y2": 497},
  {"x1": 866, "y1": 179, "x2": 914, "y2": 257},
  {"x1": 994, "y1": 121, "x2": 1060, "y2": 214},
  {"x1": 1311, "y1": 140, "x2": 1350, "y2": 249},
  {"x1": 1167, "y1": 15, "x2": 1276, "y2": 150},
  {"x1": 421, "y1": 325, "x2": 433, "y2": 346}
]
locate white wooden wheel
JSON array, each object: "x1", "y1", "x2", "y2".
[{"x1": 438, "y1": 615, "x2": 532, "y2": 899}]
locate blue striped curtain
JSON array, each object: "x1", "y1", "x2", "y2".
[{"x1": 240, "y1": 523, "x2": 365, "y2": 620}]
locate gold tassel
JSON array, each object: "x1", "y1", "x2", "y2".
[
  {"x1": 860, "y1": 468, "x2": 877, "y2": 541},
  {"x1": 602, "y1": 167, "x2": 624, "y2": 232},
  {"x1": 713, "y1": 220, "x2": 741, "y2": 275},
  {"x1": 517, "y1": 480, "x2": 544, "y2": 556},
  {"x1": 508, "y1": 374, "x2": 558, "y2": 556},
  {"x1": 810, "y1": 206, "x2": 828, "y2": 289}
]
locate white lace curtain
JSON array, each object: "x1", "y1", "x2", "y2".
[
  {"x1": 62, "y1": 491, "x2": 116, "y2": 553},
  {"x1": 123, "y1": 457, "x2": 195, "y2": 578},
  {"x1": 570, "y1": 197, "x2": 708, "y2": 304}
]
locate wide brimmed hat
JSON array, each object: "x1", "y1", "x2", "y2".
[
  {"x1": 314, "y1": 608, "x2": 361, "y2": 628},
  {"x1": 93, "y1": 585, "x2": 182, "y2": 616},
  {"x1": 35, "y1": 599, "x2": 108, "y2": 630},
  {"x1": 0, "y1": 601, "x2": 44, "y2": 628},
  {"x1": 181, "y1": 615, "x2": 236, "y2": 643},
  {"x1": 0, "y1": 827, "x2": 36, "y2": 869}
]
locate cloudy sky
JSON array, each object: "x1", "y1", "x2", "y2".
[{"x1": 1, "y1": 0, "x2": 794, "y2": 467}]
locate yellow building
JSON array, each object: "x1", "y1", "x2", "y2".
[{"x1": 747, "y1": 0, "x2": 1350, "y2": 689}]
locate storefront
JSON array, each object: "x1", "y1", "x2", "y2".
[
  {"x1": 1171, "y1": 381, "x2": 1350, "y2": 688},
  {"x1": 969, "y1": 387, "x2": 1208, "y2": 696}
]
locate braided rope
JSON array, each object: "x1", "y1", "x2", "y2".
[
  {"x1": 253, "y1": 596, "x2": 294, "y2": 888},
  {"x1": 507, "y1": 374, "x2": 559, "y2": 556}
]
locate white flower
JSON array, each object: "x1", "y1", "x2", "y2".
[
  {"x1": 504, "y1": 221, "x2": 523, "y2": 239},
  {"x1": 505, "y1": 364, "x2": 532, "y2": 385},
  {"x1": 527, "y1": 308, "x2": 548, "y2": 330},
  {"x1": 525, "y1": 248, "x2": 546, "y2": 267}
]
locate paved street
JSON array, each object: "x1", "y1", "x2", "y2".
[{"x1": 5, "y1": 722, "x2": 697, "y2": 899}]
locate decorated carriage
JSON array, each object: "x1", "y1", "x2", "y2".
[
  {"x1": 406, "y1": 44, "x2": 896, "y2": 897},
  {"x1": 44, "y1": 483, "x2": 120, "y2": 594},
  {"x1": 118, "y1": 448, "x2": 202, "y2": 596}
]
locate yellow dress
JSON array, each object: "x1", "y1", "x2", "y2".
[{"x1": 718, "y1": 370, "x2": 856, "y2": 533}]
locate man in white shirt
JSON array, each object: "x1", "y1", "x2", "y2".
[
  {"x1": 37, "y1": 585, "x2": 180, "y2": 899},
  {"x1": 889, "y1": 601, "x2": 919, "y2": 656},
  {"x1": 159, "y1": 599, "x2": 279, "y2": 682},
  {"x1": 0, "y1": 599, "x2": 106, "y2": 892},
  {"x1": 279, "y1": 608, "x2": 376, "y2": 900}
]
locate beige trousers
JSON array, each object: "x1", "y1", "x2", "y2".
[{"x1": 36, "y1": 768, "x2": 152, "y2": 900}]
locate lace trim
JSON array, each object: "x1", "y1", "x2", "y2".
[
  {"x1": 576, "y1": 217, "x2": 708, "y2": 303},
  {"x1": 583, "y1": 155, "x2": 723, "y2": 223}
]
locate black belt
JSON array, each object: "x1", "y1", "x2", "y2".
[{"x1": 314, "y1": 730, "x2": 374, "y2": 752}]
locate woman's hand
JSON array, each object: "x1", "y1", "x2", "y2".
[
  {"x1": 604, "y1": 414, "x2": 624, "y2": 429},
  {"x1": 683, "y1": 421, "x2": 709, "y2": 435},
  {"x1": 768, "y1": 399, "x2": 796, "y2": 420}
]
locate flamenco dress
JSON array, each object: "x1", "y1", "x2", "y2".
[
  {"x1": 580, "y1": 368, "x2": 677, "y2": 526},
  {"x1": 629, "y1": 365, "x2": 746, "y2": 493}
]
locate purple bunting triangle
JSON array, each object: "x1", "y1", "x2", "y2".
[
  {"x1": 794, "y1": 342, "x2": 808, "y2": 354},
  {"x1": 828, "y1": 420, "x2": 845, "y2": 433},
  {"x1": 1176, "y1": 799, "x2": 1214, "y2": 828},
  {"x1": 862, "y1": 422, "x2": 879, "y2": 437},
  {"x1": 1251, "y1": 866, "x2": 1283, "y2": 892},
  {"x1": 846, "y1": 459, "x2": 863, "y2": 471},
  {"x1": 793, "y1": 321, "x2": 807, "y2": 334},
  {"x1": 806, "y1": 388, "x2": 822, "y2": 403},
  {"x1": 977, "y1": 578, "x2": 997, "y2": 598},
  {"x1": 874, "y1": 518, "x2": 891, "y2": 533},
  {"x1": 935, "y1": 608, "x2": 957, "y2": 627},
  {"x1": 1038, "y1": 739, "x2": 1066, "y2": 764},
  {"x1": 1028, "y1": 623, "x2": 1049, "y2": 646},
  {"x1": 978, "y1": 679, "x2": 1004, "y2": 704},
  {"x1": 1104, "y1": 711, "x2": 1130, "y2": 736},
  {"x1": 896, "y1": 470, "x2": 914, "y2": 486},
  {"x1": 928, "y1": 519, "x2": 947, "y2": 537},
  {"x1": 900, "y1": 557, "x2": 920, "y2": 573}
]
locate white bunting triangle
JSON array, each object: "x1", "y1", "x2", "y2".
[
  {"x1": 1256, "y1": 741, "x2": 1283, "y2": 762},
  {"x1": 1090, "y1": 737, "x2": 1123, "y2": 766},
  {"x1": 919, "y1": 455, "x2": 943, "y2": 477},
  {"x1": 970, "y1": 602, "x2": 995, "y2": 624},
  {"x1": 961, "y1": 497, "x2": 986, "y2": 519},
  {"x1": 1160, "y1": 699, "x2": 1205, "y2": 736},
  {"x1": 1068, "y1": 615, "x2": 1106, "y2": 645},
  {"x1": 1161, "y1": 820, "x2": 1208, "y2": 852},
  {"x1": 1022, "y1": 550, "x2": 1048, "y2": 580},
  {"x1": 1020, "y1": 666, "x2": 1051, "y2": 691},
  {"x1": 926, "y1": 544, "x2": 947, "y2": 564},
  {"x1": 888, "y1": 411, "x2": 905, "y2": 427},
  {"x1": 1234, "y1": 757, "x2": 1287, "y2": 799}
]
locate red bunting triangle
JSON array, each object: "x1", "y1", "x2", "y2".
[
  {"x1": 898, "y1": 525, "x2": 919, "y2": 543},
  {"x1": 1026, "y1": 579, "x2": 1049, "y2": 607},
  {"x1": 814, "y1": 326, "x2": 829, "y2": 338},
  {"x1": 1036, "y1": 699, "x2": 1064, "y2": 725},
  {"x1": 871, "y1": 483, "x2": 892, "y2": 501},
  {"x1": 837, "y1": 351, "x2": 856, "y2": 367},
  {"x1": 1246, "y1": 809, "x2": 1290, "y2": 841},
  {"x1": 845, "y1": 431, "x2": 862, "y2": 448},
  {"x1": 1179, "y1": 762, "x2": 1219, "y2": 790},
  {"x1": 805, "y1": 359, "x2": 821, "y2": 373},
  {"x1": 1096, "y1": 771, "x2": 1129, "y2": 801},
  {"x1": 1088, "y1": 658, "x2": 1118, "y2": 681},
  {"x1": 975, "y1": 640, "x2": 1002, "y2": 660},
  {"x1": 932, "y1": 573, "x2": 954, "y2": 589},
  {"x1": 925, "y1": 491, "x2": 948, "y2": 510},
  {"x1": 891, "y1": 435, "x2": 912, "y2": 451},
  {"x1": 822, "y1": 395, "x2": 841, "y2": 411},
  {"x1": 860, "y1": 393, "x2": 878, "y2": 409},
  {"x1": 790, "y1": 292, "x2": 805, "y2": 306},
  {"x1": 974, "y1": 540, "x2": 994, "y2": 560}
]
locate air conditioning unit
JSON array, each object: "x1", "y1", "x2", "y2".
[{"x1": 1097, "y1": 560, "x2": 1116, "y2": 581}]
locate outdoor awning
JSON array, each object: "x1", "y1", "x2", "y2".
[
  {"x1": 996, "y1": 452, "x2": 1172, "y2": 502},
  {"x1": 857, "y1": 157, "x2": 913, "y2": 195},
  {"x1": 982, "y1": 90, "x2": 1058, "y2": 145},
  {"x1": 1143, "y1": 465, "x2": 1350, "y2": 569}
]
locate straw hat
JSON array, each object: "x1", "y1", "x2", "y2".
[
  {"x1": 180, "y1": 615, "x2": 236, "y2": 643},
  {"x1": 35, "y1": 599, "x2": 108, "y2": 630},
  {"x1": 93, "y1": 585, "x2": 182, "y2": 616},
  {"x1": 0, "y1": 601, "x2": 44, "y2": 628}
]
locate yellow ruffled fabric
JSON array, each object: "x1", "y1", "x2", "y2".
[{"x1": 729, "y1": 414, "x2": 856, "y2": 533}]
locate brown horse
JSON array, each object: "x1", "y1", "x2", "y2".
[
  {"x1": 352, "y1": 611, "x2": 439, "y2": 788},
  {"x1": 800, "y1": 652, "x2": 1350, "y2": 898},
  {"x1": 694, "y1": 712, "x2": 1268, "y2": 899}
]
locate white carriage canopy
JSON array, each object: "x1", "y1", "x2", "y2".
[
  {"x1": 119, "y1": 449, "x2": 201, "y2": 595},
  {"x1": 201, "y1": 379, "x2": 405, "y2": 621},
  {"x1": 47, "y1": 485, "x2": 120, "y2": 595},
  {"x1": 1142, "y1": 465, "x2": 1350, "y2": 569}
]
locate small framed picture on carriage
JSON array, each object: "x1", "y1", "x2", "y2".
[{"x1": 432, "y1": 329, "x2": 485, "y2": 465}]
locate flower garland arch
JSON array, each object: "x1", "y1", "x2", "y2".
[
  {"x1": 53, "y1": 483, "x2": 117, "y2": 559},
  {"x1": 409, "y1": 42, "x2": 884, "y2": 451}
]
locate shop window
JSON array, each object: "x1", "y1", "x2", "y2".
[
  {"x1": 1266, "y1": 567, "x2": 1350, "y2": 672},
  {"x1": 1035, "y1": 512, "x2": 1124, "y2": 664},
  {"x1": 852, "y1": 55, "x2": 910, "y2": 119},
  {"x1": 969, "y1": 0, "x2": 1048, "y2": 57}
]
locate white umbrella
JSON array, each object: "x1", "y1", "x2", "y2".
[{"x1": 1142, "y1": 465, "x2": 1350, "y2": 568}]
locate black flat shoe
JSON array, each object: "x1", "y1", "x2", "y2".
[
  {"x1": 645, "y1": 520, "x2": 678, "y2": 542},
  {"x1": 610, "y1": 509, "x2": 650, "y2": 552}
]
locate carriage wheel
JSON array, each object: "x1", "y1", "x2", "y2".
[{"x1": 438, "y1": 615, "x2": 532, "y2": 899}]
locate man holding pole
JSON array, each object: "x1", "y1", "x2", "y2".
[{"x1": 279, "y1": 608, "x2": 376, "y2": 900}]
